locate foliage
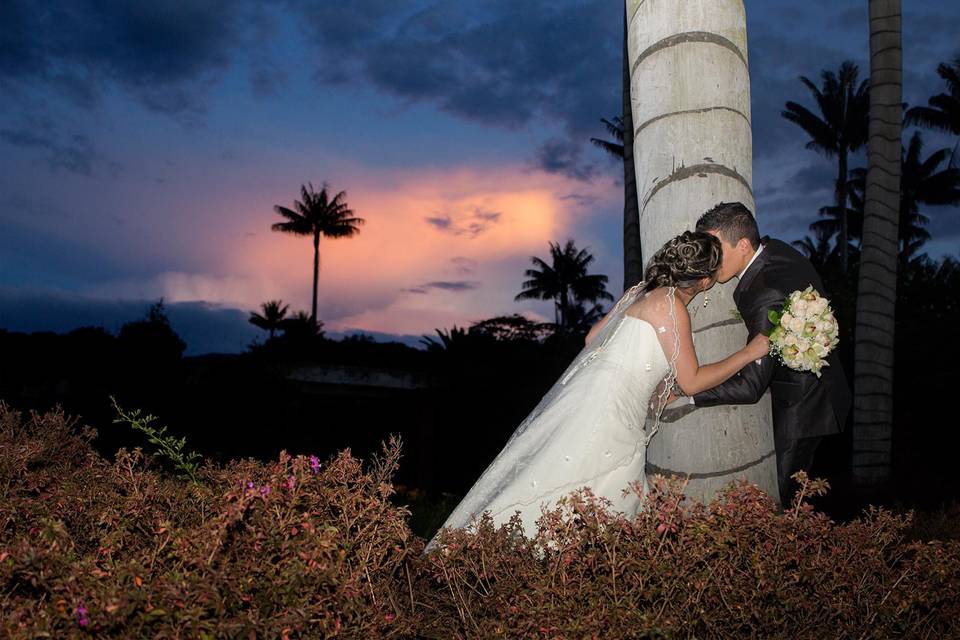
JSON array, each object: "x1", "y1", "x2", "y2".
[
  {"x1": 589, "y1": 116, "x2": 625, "y2": 158},
  {"x1": 515, "y1": 239, "x2": 614, "y2": 332},
  {"x1": 271, "y1": 182, "x2": 365, "y2": 324},
  {"x1": 0, "y1": 405, "x2": 419, "y2": 639},
  {"x1": 117, "y1": 300, "x2": 186, "y2": 363},
  {"x1": 905, "y1": 55, "x2": 960, "y2": 136},
  {"x1": 812, "y1": 131, "x2": 960, "y2": 262},
  {"x1": 782, "y1": 60, "x2": 870, "y2": 272},
  {"x1": 112, "y1": 397, "x2": 202, "y2": 481},
  {"x1": 422, "y1": 475, "x2": 960, "y2": 639},
  {"x1": 3, "y1": 405, "x2": 960, "y2": 639},
  {"x1": 249, "y1": 300, "x2": 290, "y2": 339}
]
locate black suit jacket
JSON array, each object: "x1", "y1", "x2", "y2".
[{"x1": 693, "y1": 238, "x2": 851, "y2": 440}]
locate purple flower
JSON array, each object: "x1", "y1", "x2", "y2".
[
  {"x1": 247, "y1": 481, "x2": 255, "y2": 490},
  {"x1": 76, "y1": 601, "x2": 89, "y2": 628},
  {"x1": 260, "y1": 485, "x2": 272, "y2": 496},
  {"x1": 286, "y1": 476, "x2": 296, "y2": 490},
  {"x1": 310, "y1": 455, "x2": 320, "y2": 474}
]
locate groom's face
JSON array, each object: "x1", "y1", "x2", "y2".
[{"x1": 706, "y1": 229, "x2": 747, "y2": 283}]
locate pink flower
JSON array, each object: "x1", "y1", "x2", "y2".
[
  {"x1": 286, "y1": 476, "x2": 296, "y2": 490},
  {"x1": 260, "y1": 485, "x2": 272, "y2": 496},
  {"x1": 385, "y1": 613, "x2": 396, "y2": 623},
  {"x1": 76, "y1": 602, "x2": 89, "y2": 627},
  {"x1": 309, "y1": 455, "x2": 321, "y2": 474}
]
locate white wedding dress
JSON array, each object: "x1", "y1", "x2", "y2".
[{"x1": 433, "y1": 286, "x2": 679, "y2": 541}]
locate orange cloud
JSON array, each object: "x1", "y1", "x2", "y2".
[{"x1": 161, "y1": 164, "x2": 619, "y2": 335}]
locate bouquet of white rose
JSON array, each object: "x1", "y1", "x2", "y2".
[{"x1": 766, "y1": 286, "x2": 839, "y2": 377}]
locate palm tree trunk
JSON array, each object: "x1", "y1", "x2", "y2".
[
  {"x1": 311, "y1": 233, "x2": 320, "y2": 325},
  {"x1": 622, "y1": 7, "x2": 643, "y2": 290},
  {"x1": 852, "y1": 0, "x2": 901, "y2": 487},
  {"x1": 838, "y1": 148, "x2": 850, "y2": 273},
  {"x1": 560, "y1": 288, "x2": 570, "y2": 330},
  {"x1": 627, "y1": 0, "x2": 777, "y2": 503}
]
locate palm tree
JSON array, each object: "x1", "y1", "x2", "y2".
[
  {"x1": 280, "y1": 310, "x2": 324, "y2": 341},
  {"x1": 782, "y1": 61, "x2": 870, "y2": 273},
  {"x1": 248, "y1": 300, "x2": 289, "y2": 339},
  {"x1": 905, "y1": 56, "x2": 960, "y2": 141},
  {"x1": 897, "y1": 131, "x2": 960, "y2": 261},
  {"x1": 590, "y1": 8, "x2": 643, "y2": 291},
  {"x1": 419, "y1": 326, "x2": 470, "y2": 352},
  {"x1": 852, "y1": 0, "x2": 902, "y2": 488},
  {"x1": 792, "y1": 226, "x2": 836, "y2": 271},
  {"x1": 627, "y1": 0, "x2": 776, "y2": 504},
  {"x1": 514, "y1": 239, "x2": 613, "y2": 331},
  {"x1": 589, "y1": 116, "x2": 624, "y2": 158},
  {"x1": 271, "y1": 183, "x2": 365, "y2": 325},
  {"x1": 815, "y1": 133, "x2": 959, "y2": 264}
]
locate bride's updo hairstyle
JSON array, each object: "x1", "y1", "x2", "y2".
[{"x1": 642, "y1": 231, "x2": 722, "y2": 294}]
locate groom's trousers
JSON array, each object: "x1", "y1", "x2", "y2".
[{"x1": 774, "y1": 433, "x2": 823, "y2": 508}]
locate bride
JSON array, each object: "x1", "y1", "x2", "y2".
[{"x1": 432, "y1": 231, "x2": 769, "y2": 541}]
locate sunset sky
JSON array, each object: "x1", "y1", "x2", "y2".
[{"x1": 1, "y1": 1, "x2": 958, "y2": 353}]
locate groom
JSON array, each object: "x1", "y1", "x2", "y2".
[{"x1": 686, "y1": 202, "x2": 851, "y2": 507}]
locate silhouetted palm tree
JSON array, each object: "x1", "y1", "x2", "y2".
[
  {"x1": 905, "y1": 56, "x2": 960, "y2": 139},
  {"x1": 515, "y1": 240, "x2": 613, "y2": 330},
  {"x1": 271, "y1": 183, "x2": 365, "y2": 325},
  {"x1": 589, "y1": 116, "x2": 625, "y2": 158},
  {"x1": 419, "y1": 326, "x2": 470, "y2": 352},
  {"x1": 792, "y1": 225, "x2": 836, "y2": 271},
  {"x1": 280, "y1": 310, "x2": 324, "y2": 341},
  {"x1": 782, "y1": 61, "x2": 869, "y2": 272},
  {"x1": 898, "y1": 131, "x2": 960, "y2": 261},
  {"x1": 853, "y1": 4, "x2": 901, "y2": 488},
  {"x1": 814, "y1": 132, "x2": 960, "y2": 263},
  {"x1": 249, "y1": 300, "x2": 289, "y2": 339}
]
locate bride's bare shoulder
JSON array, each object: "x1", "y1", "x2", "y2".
[{"x1": 625, "y1": 286, "x2": 668, "y2": 318}]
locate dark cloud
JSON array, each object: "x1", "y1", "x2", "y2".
[
  {"x1": 298, "y1": 0, "x2": 620, "y2": 137},
  {"x1": 0, "y1": 127, "x2": 98, "y2": 175},
  {"x1": 424, "y1": 206, "x2": 502, "y2": 237},
  {"x1": 403, "y1": 280, "x2": 480, "y2": 295},
  {"x1": 424, "y1": 281, "x2": 480, "y2": 291},
  {"x1": 534, "y1": 138, "x2": 597, "y2": 181},
  {"x1": 0, "y1": 288, "x2": 260, "y2": 355},
  {"x1": 789, "y1": 162, "x2": 837, "y2": 193},
  {"x1": 0, "y1": 0, "x2": 245, "y2": 115}
]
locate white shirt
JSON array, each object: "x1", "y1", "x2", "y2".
[{"x1": 738, "y1": 244, "x2": 764, "y2": 280}]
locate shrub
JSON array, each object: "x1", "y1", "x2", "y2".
[
  {"x1": 1, "y1": 404, "x2": 958, "y2": 639},
  {"x1": 0, "y1": 404, "x2": 420, "y2": 638},
  {"x1": 421, "y1": 477, "x2": 960, "y2": 639}
]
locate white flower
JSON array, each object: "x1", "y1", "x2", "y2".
[
  {"x1": 788, "y1": 317, "x2": 805, "y2": 333},
  {"x1": 769, "y1": 288, "x2": 838, "y2": 376}
]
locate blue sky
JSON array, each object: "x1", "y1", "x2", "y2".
[{"x1": 1, "y1": 0, "x2": 957, "y2": 353}]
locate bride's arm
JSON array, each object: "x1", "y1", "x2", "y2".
[{"x1": 654, "y1": 296, "x2": 769, "y2": 396}]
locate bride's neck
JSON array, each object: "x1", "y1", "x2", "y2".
[{"x1": 674, "y1": 287, "x2": 698, "y2": 306}]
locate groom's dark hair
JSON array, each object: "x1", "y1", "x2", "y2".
[{"x1": 696, "y1": 202, "x2": 760, "y2": 250}]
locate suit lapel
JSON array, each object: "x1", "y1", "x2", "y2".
[{"x1": 733, "y1": 237, "x2": 770, "y2": 306}]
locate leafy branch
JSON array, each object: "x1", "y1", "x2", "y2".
[{"x1": 111, "y1": 397, "x2": 201, "y2": 482}]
